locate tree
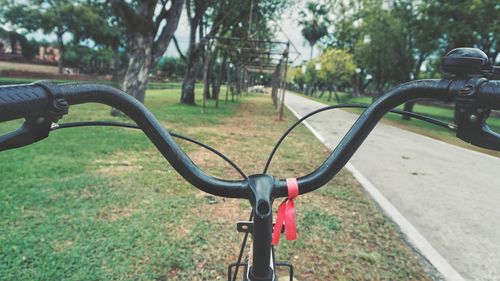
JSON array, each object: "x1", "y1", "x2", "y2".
[
  {"x1": 288, "y1": 66, "x2": 305, "y2": 92},
  {"x1": 316, "y1": 48, "x2": 355, "y2": 102},
  {"x1": 351, "y1": 1, "x2": 406, "y2": 95},
  {"x1": 178, "y1": 0, "x2": 212, "y2": 105},
  {"x1": 303, "y1": 59, "x2": 319, "y2": 96},
  {"x1": 299, "y1": 1, "x2": 331, "y2": 59},
  {"x1": 178, "y1": 0, "x2": 289, "y2": 105},
  {"x1": 422, "y1": 0, "x2": 500, "y2": 62},
  {"x1": 156, "y1": 56, "x2": 186, "y2": 79},
  {"x1": 71, "y1": 1, "x2": 124, "y2": 78},
  {"x1": 326, "y1": 0, "x2": 368, "y2": 96},
  {"x1": 0, "y1": 0, "x2": 103, "y2": 74},
  {"x1": 332, "y1": 0, "x2": 439, "y2": 97},
  {"x1": 64, "y1": 45, "x2": 115, "y2": 74},
  {"x1": 110, "y1": 0, "x2": 184, "y2": 104},
  {"x1": 178, "y1": 0, "x2": 252, "y2": 105}
]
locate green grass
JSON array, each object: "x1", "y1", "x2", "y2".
[
  {"x1": 0, "y1": 88, "x2": 432, "y2": 280},
  {"x1": 0, "y1": 76, "x2": 78, "y2": 85},
  {"x1": 0, "y1": 76, "x2": 184, "y2": 90},
  {"x1": 0, "y1": 88, "x2": 240, "y2": 280}
]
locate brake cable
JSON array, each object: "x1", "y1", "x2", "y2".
[
  {"x1": 263, "y1": 103, "x2": 457, "y2": 174},
  {"x1": 51, "y1": 121, "x2": 248, "y2": 179}
]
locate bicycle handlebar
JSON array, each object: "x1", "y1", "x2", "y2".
[
  {"x1": 61, "y1": 83, "x2": 248, "y2": 198},
  {"x1": 0, "y1": 78, "x2": 499, "y2": 200},
  {"x1": 478, "y1": 80, "x2": 500, "y2": 110},
  {"x1": 278, "y1": 79, "x2": 454, "y2": 195},
  {"x1": 0, "y1": 84, "x2": 51, "y2": 122}
]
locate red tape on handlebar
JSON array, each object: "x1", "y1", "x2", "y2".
[{"x1": 272, "y1": 178, "x2": 299, "y2": 246}]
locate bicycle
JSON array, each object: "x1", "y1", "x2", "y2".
[{"x1": 1, "y1": 47, "x2": 499, "y2": 280}]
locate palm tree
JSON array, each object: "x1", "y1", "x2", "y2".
[{"x1": 299, "y1": 2, "x2": 330, "y2": 59}]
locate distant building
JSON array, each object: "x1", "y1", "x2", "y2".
[
  {"x1": 36, "y1": 46, "x2": 60, "y2": 63},
  {"x1": 0, "y1": 29, "x2": 24, "y2": 60}
]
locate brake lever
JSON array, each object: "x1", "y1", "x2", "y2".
[
  {"x1": 455, "y1": 103, "x2": 500, "y2": 151},
  {"x1": 0, "y1": 117, "x2": 57, "y2": 152}
]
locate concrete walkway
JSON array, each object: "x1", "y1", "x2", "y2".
[{"x1": 285, "y1": 92, "x2": 500, "y2": 281}]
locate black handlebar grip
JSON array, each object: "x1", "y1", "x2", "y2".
[
  {"x1": 0, "y1": 84, "x2": 50, "y2": 122},
  {"x1": 478, "y1": 80, "x2": 500, "y2": 110}
]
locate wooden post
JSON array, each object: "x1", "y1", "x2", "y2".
[
  {"x1": 215, "y1": 51, "x2": 226, "y2": 108},
  {"x1": 225, "y1": 60, "x2": 230, "y2": 104},
  {"x1": 271, "y1": 63, "x2": 280, "y2": 108},
  {"x1": 202, "y1": 42, "x2": 212, "y2": 113},
  {"x1": 248, "y1": 0, "x2": 254, "y2": 37},
  {"x1": 278, "y1": 43, "x2": 290, "y2": 121}
]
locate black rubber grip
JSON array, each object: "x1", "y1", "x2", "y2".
[
  {"x1": 0, "y1": 84, "x2": 50, "y2": 122},
  {"x1": 478, "y1": 80, "x2": 500, "y2": 110}
]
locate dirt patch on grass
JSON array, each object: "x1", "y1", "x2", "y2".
[
  {"x1": 95, "y1": 152, "x2": 144, "y2": 176},
  {"x1": 192, "y1": 196, "x2": 246, "y2": 224},
  {"x1": 98, "y1": 205, "x2": 137, "y2": 222},
  {"x1": 51, "y1": 240, "x2": 74, "y2": 253}
]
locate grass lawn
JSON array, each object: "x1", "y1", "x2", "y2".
[
  {"x1": 1, "y1": 87, "x2": 433, "y2": 280},
  {"x1": 0, "y1": 76, "x2": 182, "y2": 90},
  {"x1": 299, "y1": 90, "x2": 500, "y2": 157},
  {"x1": 0, "y1": 61, "x2": 59, "y2": 74}
]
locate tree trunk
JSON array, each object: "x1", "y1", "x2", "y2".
[
  {"x1": 271, "y1": 66, "x2": 280, "y2": 108},
  {"x1": 309, "y1": 42, "x2": 314, "y2": 60},
  {"x1": 122, "y1": 34, "x2": 152, "y2": 103},
  {"x1": 181, "y1": 43, "x2": 199, "y2": 104},
  {"x1": 225, "y1": 60, "x2": 230, "y2": 104},
  {"x1": 56, "y1": 32, "x2": 64, "y2": 75},
  {"x1": 210, "y1": 71, "x2": 217, "y2": 100},
  {"x1": 401, "y1": 54, "x2": 425, "y2": 120},
  {"x1": 202, "y1": 48, "x2": 213, "y2": 111},
  {"x1": 402, "y1": 101, "x2": 416, "y2": 120},
  {"x1": 210, "y1": 53, "x2": 218, "y2": 100},
  {"x1": 111, "y1": 47, "x2": 122, "y2": 82},
  {"x1": 334, "y1": 91, "x2": 341, "y2": 104},
  {"x1": 352, "y1": 76, "x2": 361, "y2": 97},
  {"x1": 235, "y1": 68, "x2": 242, "y2": 94},
  {"x1": 214, "y1": 54, "x2": 227, "y2": 108},
  {"x1": 181, "y1": 9, "x2": 200, "y2": 105},
  {"x1": 181, "y1": 65, "x2": 197, "y2": 104},
  {"x1": 202, "y1": 48, "x2": 213, "y2": 101}
]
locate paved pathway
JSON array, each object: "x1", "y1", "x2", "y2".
[{"x1": 285, "y1": 92, "x2": 500, "y2": 281}]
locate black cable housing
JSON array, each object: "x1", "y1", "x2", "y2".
[
  {"x1": 53, "y1": 121, "x2": 247, "y2": 179},
  {"x1": 263, "y1": 103, "x2": 456, "y2": 174}
]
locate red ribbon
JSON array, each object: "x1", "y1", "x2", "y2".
[{"x1": 272, "y1": 178, "x2": 299, "y2": 246}]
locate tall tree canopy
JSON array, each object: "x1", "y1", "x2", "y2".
[
  {"x1": 422, "y1": 0, "x2": 500, "y2": 61},
  {"x1": 326, "y1": 0, "x2": 499, "y2": 96},
  {"x1": 178, "y1": 0, "x2": 289, "y2": 105},
  {"x1": 0, "y1": 0, "x2": 108, "y2": 74},
  {"x1": 299, "y1": 1, "x2": 331, "y2": 59}
]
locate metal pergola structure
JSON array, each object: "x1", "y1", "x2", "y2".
[{"x1": 202, "y1": 35, "x2": 300, "y2": 120}]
